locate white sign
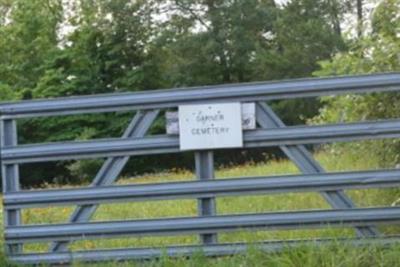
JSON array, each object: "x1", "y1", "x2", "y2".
[
  {"x1": 178, "y1": 103, "x2": 243, "y2": 150},
  {"x1": 166, "y1": 103, "x2": 256, "y2": 135}
]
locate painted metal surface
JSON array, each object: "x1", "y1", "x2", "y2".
[
  {"x1": 0, "y1": 120, "x2": 22, "y2": 254},
  {"x1": 0, "y1": 73, "x2": 399, "y2": 119},
  {"x1": 50, "y1": 110, "x2": 159, "y2": 252},
  {"x1": 5, "y1": 207, "x2": 400, "y2": 244},
  {"x1": 3, "y1": 119, "x2": 400, "y2": 164},
  {"x1": 4, "y1": 169, "x2": 400, "y2": 209},
  {"x1": 195, "y1": 151, "x2": 217, "y2": 244},
  {"x1": 255, "y1": 102, "x2": 380, "y2": 237},
  {"x1": 1, "y1": 73, "x2": 400, "y2": 265}
]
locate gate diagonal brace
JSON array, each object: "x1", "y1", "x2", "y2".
[
  {"x1": 50, "y1": 110, "x2": 159, "y2": 252},
  {"x1": 256, "y1": 102, "x2": 380, "y2": 237}
]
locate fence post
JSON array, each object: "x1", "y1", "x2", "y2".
[
  {"x1": 195, "y1": 151, "x2": 217, "y2": 244},
  {"x1": 1, "y1": 119, "x2": 22, "y2": 254}
]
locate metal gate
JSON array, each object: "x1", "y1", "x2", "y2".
[{"x1": 1, "y1": 73, "x2": 400, "y2": 265}]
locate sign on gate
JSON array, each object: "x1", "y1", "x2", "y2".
[
  {"x1": 166, "y1": 103, "x2": 256, "y2": 134},
  {"x1": 178, "y1": 103, "x2": 243, "y2": 150}
]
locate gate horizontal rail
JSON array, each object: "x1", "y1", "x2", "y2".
[
  {"x1": 3, "y1": 118, "x2": 400, "y2": 164},
  {"x1": 6, "y1": 207, "x2": 400, "y2": 244},
  {"x1": 0, "y1": 73, "x2": 399, "y2": 119},
  {"x1": 2, "y1": 73, "x2": 400, "y2": 265},
  {"x1": 9, "y1": 236, "x2": 400, "y2": 265},
  {"x1": 4, "y1": 169, "x2": 400, "y2": 209}
]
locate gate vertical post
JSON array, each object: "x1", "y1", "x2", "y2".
[
  {"x1": 195, "y1": 150, "x2": 217, "y2": 244},
  {"x1": 1, "y1": 119, "x2": 22, "y2": 254}
]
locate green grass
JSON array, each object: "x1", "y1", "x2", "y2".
[{"x1": 1, "y1": 149, "x2": 400, "y2": 266}]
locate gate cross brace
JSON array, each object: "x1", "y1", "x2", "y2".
[
  {"x1": 50, "y1": 110, "x2": 159, "y2": 252},
  {"x1": 256, "y1": 102, "x2": 379, "y2": 237},
  {"x1": 50, "y1": 102, "x2": 379, "y2": 253}
]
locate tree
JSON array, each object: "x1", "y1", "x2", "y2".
[
  {"x1": 270, "y1": 0, "x2": 345, "y2": 78},
  {"x1": 252, "y1": 0, "x2": 345, "y2": 125},
  {"x1": 357, "y1": 0, "x2": 363, "y2": 37},
  {"x1": 150, "y1": 0, "x2": 278, "y2": 85},
  {"x1": 17, "y1": 0, "x2": 160, "y2": 185},
  {"x1": 314, "y1": 0, "x2": 400, "y2": 166},
  {"x1": 0, "y1": 0, "x2": 62, "y2": 94},
  {"x1": 0, "y1": 0, "x2": 351, "y2": 185}
]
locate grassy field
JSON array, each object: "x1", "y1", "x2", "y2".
[{"x1": 1, "y1": 149, "x2": 400, "y2": 266}]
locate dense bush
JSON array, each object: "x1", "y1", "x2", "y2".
[{"x1": 313, "y1": 0, "x2": 400, "y2": 168}]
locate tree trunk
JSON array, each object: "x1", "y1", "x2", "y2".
[{"x1": 357, "y1": 0, "x2": 363, "y2": 38}]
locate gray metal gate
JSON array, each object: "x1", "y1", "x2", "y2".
[{"x1": 1, "y1": 73, "x2": 400, "y2": 265}]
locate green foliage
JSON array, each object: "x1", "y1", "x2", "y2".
[
  {"x1": 314, "y1": 0, "x2": 400, "y2": 167},
  {"x1": 151, "y1": 0, "x2": 278, "y2": 85},
  {"x1": 152, "y1": 0, "x2": 343, "y2": 84},
  {"x1": 255, "y1": 0, "x2": 346, "y2": 125},
  {"x1": 0, "y1": 0, "x2": 349, "y2": 185},
  {"x1": 0, "y1": 83, "x2": 16, "y2": 101},
  {"x1": 270, "y1": 0, "x2": 345, "y2": 78},
  {"x1": 0, "y1": 0, "x2": 62, "y2": 91}
]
